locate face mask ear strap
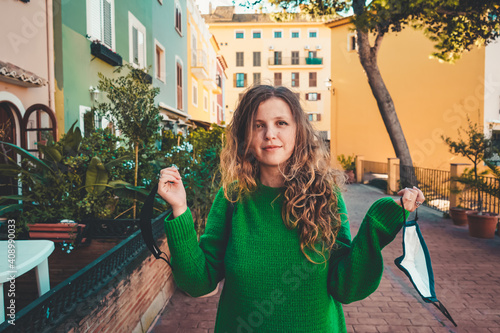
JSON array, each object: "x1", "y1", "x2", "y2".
[
  {"x1": 431, "y1": 300, "x2": 458, "y2": 327},
  {"x1": 139, "y1": 182, "x2": 173, "y2": 269},
  {"x1": 400, "y1": 197, "x2": 419, "y2": 223}
]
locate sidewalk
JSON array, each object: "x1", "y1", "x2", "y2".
[{"x1": 150, "y1": 184, "x2": 500, "y2": 333}]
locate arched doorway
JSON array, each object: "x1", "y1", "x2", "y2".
[{"x1": 0, "y1": 102, "x2": 21, "y2": 197}]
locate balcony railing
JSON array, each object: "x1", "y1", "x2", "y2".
[
  {"x1": 192, "y1": 49, "x2": 208, "y2": 69},
  {"x1": 267, "y1": 57, "x2": 323, "y2": 66}
]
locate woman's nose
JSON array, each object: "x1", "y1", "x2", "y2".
[{"x1": 265, "y1": 127, "x2": 277, "y2": 140}]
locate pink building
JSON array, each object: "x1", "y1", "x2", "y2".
[{"x1": 0, "y1": 0, "x2": 57, "y2": 195}]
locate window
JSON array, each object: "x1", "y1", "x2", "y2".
[
  {"x1": 308, "y1": 30, "x2": 318, "y2": 38},
  {"x1": 347, "y1": 33, "x2": 357, "y2": 51},
  {"x1": 175, "y1": 2, "x2": 182, "y2": 34},
  {"x1": 236, "y1": 52, "x2": 244, "y2": 67},
  {"x1": 129, "y1": 12, "x2": 147, "y2": 68},
  {"x1": 155, "y1": 41, "x2": 165, "y2": 82},
  {"x1": 274, "y1": 73, "x2": 282, "y2": 86},
  {"x1": 253, "y1": 72, "x2": 261, "y2": 85},
  {"x1": 235, "y1": 30, "x2": 244, "y2": 39},
  {"x1": 252, "y1": 30, "x2": 262, "y2": 39},
  {"x1": 274, "y1": 30, "x2": 282, "y2": 38},
  {"x1": 291, "y1": 30, "x2": 300, "y2": 38},
  {"x1": 307, "y1": 113, "x2": 322, "y2": 121},
  {"x1": 291, "y1": 51, "x2": 300, "y2": 65},
  {"x1": 291, "y1": 72, "x2": 299, "y2": 87},
  {"x1": 305, "y1": 93, "x2": 321, "y2": 101},
  {"x1": 309, "y1": 72, "x2": 317, "y2": 87},
  {"x1": 234, "y1": 73, "x2": 247, "y2": 87},
  {"x1": 87, "y1": 0, "x2": 115, "y2": 50},
  {"x1": 204, "y1": 91, "x2": 208, "y2": 111},
  {"x1": 192, "y1": 80, "x2": 198, "y2": 107},
  {"x1": 308, "y1": 51, "x2": 317, "y2": 58},
  {"x1": 273, "y1": 51, "x2": 282, "y2": 65},
  {"x1": 176, "y1": 62, "x2": 183, "y2": 110},
  {"x1": 253, "y1": 52, "x2": 261, "y2": 67},
  {"x1": 23, "y1": 105, "x2": 57, "y2": 157},
  {"x1": 191, "y1": 30, "x2": 197, "y2": 65}
]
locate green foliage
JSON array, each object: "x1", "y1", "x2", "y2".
[
  {"x1": 161, "y1": 125, "x2": 225, "y2": 237},
  {"x1": 337, "y1": 153, "x2": 356, "y2": 171},
  {"x1": 442, "y1": 118, "x2": 495, "y2": 212},
  {"x1": 95, "y1": 64, "x2": 161, "y2": 146},
  {"x1": 240, "y1": 0, "x2": 500, "y2": 63},
  {"x1": 95, "y1": 64, "x2": 162, "y2": 218},
  {"x1": 0, "y1": 126, "x2": 145, "y2": 232}
]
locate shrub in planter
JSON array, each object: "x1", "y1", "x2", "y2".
[
  {"x1": 443, "y1": 118, "x2": 497, "y2": 237},
  {"x1": 337, "y1": 154, "x2": 356, "y2": 183}
]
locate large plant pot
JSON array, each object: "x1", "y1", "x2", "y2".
[
  {"x1": 345, "y1": 170, "x2": 355, "y2": 184},
  {"x1": 449, "y1": 207, "x2": 473, "y2": 226},
  {"x1": 467, "y1": 212, "x2": 498, "y2": 239}
]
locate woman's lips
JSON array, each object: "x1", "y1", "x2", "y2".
[{"x1": 263, "y1": 146, "x2": 281, "y2": 151}]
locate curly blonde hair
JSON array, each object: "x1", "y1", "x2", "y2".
[{"x1": 220, "y1": 85, "x2": 346, "y2": 264}]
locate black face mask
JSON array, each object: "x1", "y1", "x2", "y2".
[
  {"x1": 395, "y1": 198, "x2": 457, "y2": 327},
  {"x1": 139, "y1": 182, "x2": 173, "y2": 269}
]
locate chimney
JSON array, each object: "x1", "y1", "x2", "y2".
[{"x1": 209, "y1": 2, "x2": 213, "y2": 14}]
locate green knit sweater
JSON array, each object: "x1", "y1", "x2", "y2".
[{"x1": 164, "y1": 182, "x2": 407, "y2": 332}]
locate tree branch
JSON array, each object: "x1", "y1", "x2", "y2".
[{"x1": 373, "y1": 30, "x2": 385, "y2": 54}]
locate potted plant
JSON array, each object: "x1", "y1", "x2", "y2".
[
  {"x1": 443, "y1": 119, "x2": 498, "y2": 237},
  {"x1": 337, "y1": 154, "x2": 356, "y2": 183}
]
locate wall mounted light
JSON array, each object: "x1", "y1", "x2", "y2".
[{"x1": 89, "y1": 86, "x2": 100, "y2": 105}]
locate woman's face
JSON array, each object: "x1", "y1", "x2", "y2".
[{"x1": 249, "y1": 97, "x2": 297, "y2": 173}]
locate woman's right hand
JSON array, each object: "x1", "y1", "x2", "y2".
[{"x1": 158, "y1": 167, "x2": 187, "y2": 218}]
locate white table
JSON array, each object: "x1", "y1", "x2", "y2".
[{"x1": 0, "y1": 240, "x2": 55, "y2": 324}]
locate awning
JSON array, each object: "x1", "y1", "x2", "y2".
[{"x1": 0, "y1": 61, "x2": 47, "y2": 87}]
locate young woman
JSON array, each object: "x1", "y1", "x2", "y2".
[{"x1": 158, "y1": 85, "x2": 424, "y2": 332}]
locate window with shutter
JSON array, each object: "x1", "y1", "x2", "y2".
[
  {"x1": 87, "y1": 0, "x2": 114, "y2": 50},
  {"x1": 133, "y1": 27, "x2": 138, "y2": 64},
  {"x1": 129, "y1": 12, "x2": 147, "y2": 68},
  {"x1": 253, "y1": 52, "x2": 261, "y2": 67},
  {"x1": 274, "y1": 73, "x2": 282, "y2": 86},
  {"x1": 309, "y1": 72, "x2": 317, "y2": 87},
  {"x1": 291, "y1": 72, "x2": 299, "y2": 87},
  {"x1": 236, "y1": 52, "x2": 244, "y2": 67},
  {"x1": 253, "y1": 73, "x2": 261, "y2": 85},
  {"x1": 291, "y1": 51, "x2": 299, "y2": 65},
  {"x1": 175, "y1": 4, "x2": 182, "y2": 33},
  {"x1": 235, "y1": 73, "x2": 245, "y2": 87},
  {"x1": 177, "y1": 62, "x2": 183, "y2": 110}
]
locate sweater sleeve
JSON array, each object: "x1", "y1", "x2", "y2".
[
  {"x1": 327, "y1": 194, "x2": 408, "y2": 304},
  {"x1": 164, "y1": 187, "x2": 231, "y2": 297}
]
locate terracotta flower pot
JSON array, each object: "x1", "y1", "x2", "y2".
[
  {"x1": 345, "y1": 170, "x2": 355, "y2": 184},
  {"x1": 467, "y1": 212, "x2": 499, "y2": 239},
  {"x1": 28, "y1": 222, "x2": 87, "y2": 243},
  {"x1": 449, "y1": 207, "x2": 473, "y2": 226}
]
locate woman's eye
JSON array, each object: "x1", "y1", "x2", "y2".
[
  {"x1": 278, "y1": 121, "x2": 288, "y2": 126},
  {"x1": 255, "y1": 124, "x2": 263, "y2": 128}
]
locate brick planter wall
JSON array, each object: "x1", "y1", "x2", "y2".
[{"x1": 53, "y1": 236, "x2": 175, "y2": 333}]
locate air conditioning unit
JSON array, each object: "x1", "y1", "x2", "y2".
[
  {"x1": 269, "y1": 45, "x2": 274, "y2": 50},
  {"x1": 304, "y1": 45, "x2": 310, "y2": 50},
  {"x1": 316, "y1": 45, "x2": 321, "y2": 50}
]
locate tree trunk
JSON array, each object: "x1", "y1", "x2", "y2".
[
  {"x1": 133, "y1": 142, "x2": 139, "y2": 219},
  {"x1": 354, "y1": 27, "x2": 416, "y2": 188}
]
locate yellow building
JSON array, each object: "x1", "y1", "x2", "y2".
[
  {"x1": 187, "y1": 0, "x2": 222, "y2": 125},
  {"x1": 204, "y1": 6, "x2": 333, "y2": 140},
  {"x1": 327, "y1": 18, "x2": 488, "y2": 170}
]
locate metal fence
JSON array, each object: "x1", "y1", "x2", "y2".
[
  {"x1": 0, "y1": 212, "x2": 168, "y2": 333},
  {"x1": 459, "y1": 175, "x2": 500, "y2": 215},
  {"x1": 399, "y1": 165, "x2": 451, "y2": 213}
]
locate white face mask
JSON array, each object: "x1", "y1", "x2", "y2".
[{"x1": 395, "y1": 198, "x2": 457, "y2": 327}]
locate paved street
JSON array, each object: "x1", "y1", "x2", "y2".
[{"x1": 150, "y1": 184, "x2": 500, "y2": 333}]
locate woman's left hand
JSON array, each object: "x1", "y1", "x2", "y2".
[{"x1": 394, "y1": 186, "x2": 425, "y2": 212}]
